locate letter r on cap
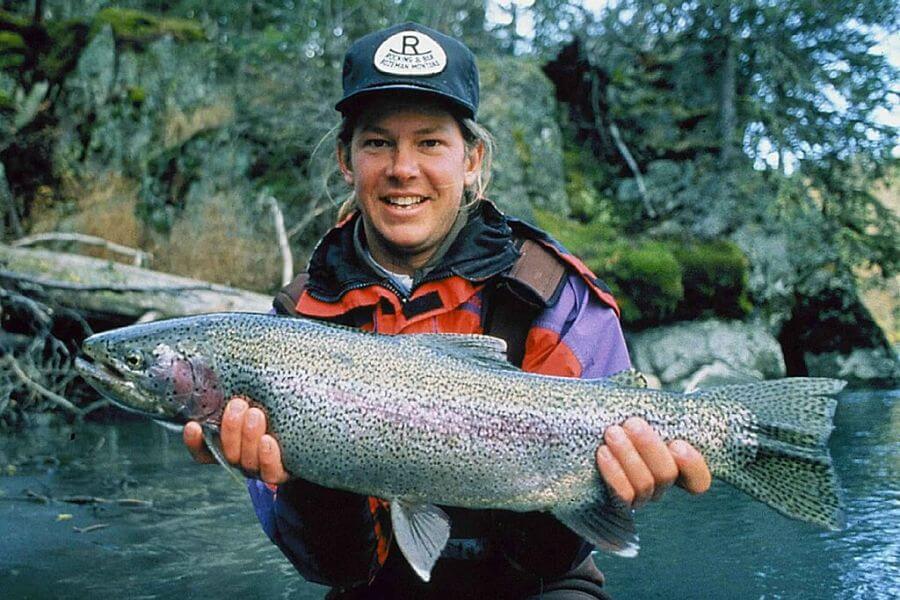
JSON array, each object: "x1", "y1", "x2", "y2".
[{"x1": 401, "y1": 35, "x2": 420, "y2": 55}]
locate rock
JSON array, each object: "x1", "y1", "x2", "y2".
[
  {"x1": 778, "y1": 283, "x2": 898, "y2": 387},
  {"x1": 626, "y1": 319, "x2": 786, "y2": 391},
  {"x1": 804, "y1": 348, "x2": 900, "y2": 388},
  {"x1": 479, "y1": 56, "x2": 567, "y2": 220},
  {"x1": 681, "y1": 361, "x2": 763, "y2": 393}
]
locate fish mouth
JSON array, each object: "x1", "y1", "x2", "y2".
[
  {"x1": 75, "y1": 355, "x2": 170, "y2": 419},
  {"x1": 75, "y1": 356, "x2": 132, "y2": 390}
]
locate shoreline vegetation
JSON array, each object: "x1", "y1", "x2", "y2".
[{"x1": 2, "y1": 2, "x2": 898, "y2": 426}]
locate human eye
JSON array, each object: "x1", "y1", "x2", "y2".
[
  {"x1": 420, "y1": 139, "x2": 443, "y2": 149},
  {"x1": 361, "y1": 137, "x2": 390, "y2": 149}
]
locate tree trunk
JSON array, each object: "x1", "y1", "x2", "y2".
[
  {"x1": 0, "y1": 244, "x2": 272, "y2": 322},
  {"x1": 720, "y1": 35, "x2": 738, "y2": 165}
]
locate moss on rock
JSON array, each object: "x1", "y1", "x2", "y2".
[
  {"x1": 0, "y1": 30, "x2": 25, "y2": 69},
  {"x1": 533, "y1": 210, "x2": 751, "y2": 328},
  {"x1": 670, "y1": 239, "x2": 752, "y2": 321},
  {"x1": 93, "y1": 8, "x2": 205, "y2": 49}
]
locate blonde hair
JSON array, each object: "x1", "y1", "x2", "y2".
[{"x1": 335, "y1": 114, "x2": 495, "y2": 222}]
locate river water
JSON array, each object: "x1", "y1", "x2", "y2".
[{"x1": 0, "y1": 388, "x2": 897, "y2": 599}]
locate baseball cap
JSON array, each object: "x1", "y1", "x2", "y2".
[{"x1": 335, "y1": 22, "x2": 479, "y2": 118}]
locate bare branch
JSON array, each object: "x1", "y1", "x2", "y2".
[
  {"x1": 11, "y1": 233, "x2": 152, "y2": 267},
  {"x1": 1, "y1": 354, "x2": 82, "y2": 415},
  {"x1": 287, "y1": 201, "x2": 329, "y2": 240},
  {"x1": 0, "y1": 269, "x2": 241, "y2": 294},
  {"x1": 261, "y1": 194, "x2": 293, "y2": 287},
  {"x1": 590, "y1": 74, "x2": 656, "y2": 218}
]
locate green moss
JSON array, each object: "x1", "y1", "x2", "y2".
[
  {"x1": 607, "y1": 240, "x2": 684, "y2": 325},
  {"x1": 0, "y1": 30, "x2": 25, "y2": 51},
  {"x1": 533, "y1": 210, "x2": 752, "y2": 328},
  {"x1": 0, "y1": 90, "x2": 13, "y2": 112},
  {"x1": 0, "y1": 10, "x2": 29, "y2": 30},
  {"x1": 0, "y1": 31, "x2": 25, "y2": 69},
  {"x1": 127, "y1": 85, "x2": 146, "y2": 104},
  {"x1": 511, "y1": 127, "x2": 532, "y2": 167},
  {"x1": 670, "y1": 239, "x2": 752, "y2": 320},
  {"x1": 93, "y1": 8, "x2": 205, "y2": 48},
  {"x1": 40, "y1": 20, "x2": 91, "y2": 84}
]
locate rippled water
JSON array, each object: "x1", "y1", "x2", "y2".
[{"x1": 1, "y1": 389, "x2": 897, "y2": 599}]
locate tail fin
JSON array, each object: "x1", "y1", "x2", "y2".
[{"x1": 709, "y1": 378, "x2": 846, "y2": 530}]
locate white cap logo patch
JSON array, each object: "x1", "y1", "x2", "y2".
[{"x1": 373, "y1": 30, "x2": 447, "y2": 76}]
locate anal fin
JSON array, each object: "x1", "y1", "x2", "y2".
[
  {"x1": 390, "y1": 499, "x2": 452, "y2": 582},
  {"x1": 552, "y1": 500, "x2": 639, "y2": 557}
]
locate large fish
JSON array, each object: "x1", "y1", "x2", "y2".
[{"x1": 75, "y1": 312, "x2": 844, "y2": 581}]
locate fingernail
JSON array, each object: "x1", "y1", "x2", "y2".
[
  {"x1": 606, "y1": 426, "x2": 626, "y2": 443},
  {"x1": 247, "y1": 410, "x2": 259, "y2": 427},
  {"x1": 229, "y1": 399, "x2": 246, "y2": 415},
  {"x1": 260, "y1": 437, "x2": 271, "y2": 453},
  {"x1": 670, "y1": 440, "x2": 688, "y2": 456},
  {"x1": 597, "y1": 445, "x2": 612, "y2": 462},
  {"x1": 624, "y1": 418, "x2": 647, "y2": 434}
]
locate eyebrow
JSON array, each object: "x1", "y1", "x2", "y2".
[{"x1": 359, "y1": 124, "x2": 449, "y2": 136}]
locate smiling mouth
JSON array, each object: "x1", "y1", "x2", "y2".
[{"x1": 384, "y1": 196, "x2": 427, "y2": 208}]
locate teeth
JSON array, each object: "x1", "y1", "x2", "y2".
[{"x1": 386, "y1": 196, "x2": 425, "y2": 207}]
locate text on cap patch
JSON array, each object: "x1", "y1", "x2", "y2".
[{"x1": 373, "y1": 30, "x2": 448, "y2": 76}]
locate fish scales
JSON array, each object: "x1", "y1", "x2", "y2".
[
  {"x1": 76, "y1": 312, "x2": 845, "y2": 581},
  {"x1": 199, "y1": 316, "x2": 728, "y2": 508}
]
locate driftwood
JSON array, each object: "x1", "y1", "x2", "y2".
[{"x1": 0, "y1": 243, "x2": 272, "y2": 321}]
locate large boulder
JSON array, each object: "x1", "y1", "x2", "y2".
[
  {"x1": 804, "y1": 348, "x2": 899, "y2": 388},
  {"x1": 626, "y1": 319, "x2": 786, "y2": 391},
  {"x1": 778, "y1": 284, "x2": 899, "y2": 387},
  {"x1": 478, "y1": 56, "x2": 567, "y2": 221}
]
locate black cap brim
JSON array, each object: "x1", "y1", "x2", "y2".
[{"x1": 335, "y1": 84, "x2": 476, "y2": 119}]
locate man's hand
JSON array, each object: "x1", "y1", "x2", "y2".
[
  {"x1": 595, "y1": 416, "x2": 711, "y2": 508},
  {"x1": 183, "y1": 397, "x2": 290, "y2": 485}
]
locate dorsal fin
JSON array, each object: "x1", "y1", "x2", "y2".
[
  {"x1": 410, "y1": 333, "x2": 516, "y2": 371},
  {"x1": 603, "y1": 369, "x2": 649, "y2": 389}
]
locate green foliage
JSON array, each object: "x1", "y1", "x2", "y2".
[
  {"x1": 534, "y1": 210, "x2": 751, "y2": 328},
  {"x1": 608, "y1": 240, "x2": 684, "y2": 326},
  {"x1": 126, "y1": 85, "x2": 146, "y2": 104},
  {"x1": 670, "y1": 239, "x2": 752, "y2": 321},
  {"x1": 561, "y1": 137, "x2": 622, "y2": 224},
  {"x1": 478, "y1": 56, "x2": 567, "y2": 219},
  {"x1": 0, "y1": 31, "x2": 25, "y2": 69},
  {"x1": 93, "y1": 8, "x2": 205, "y2": 48}
]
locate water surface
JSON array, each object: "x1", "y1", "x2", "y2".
[{"x1": 1, "y1": 389, "x2": 896, "y2": 599}]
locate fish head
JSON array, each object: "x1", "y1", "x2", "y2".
[{"x1": 76, "y1": 323, "x2": 225, "y2": 425}]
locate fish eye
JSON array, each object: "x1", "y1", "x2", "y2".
[{"x1": 125, "y1": 351, "x2": 145, "y2": 370}]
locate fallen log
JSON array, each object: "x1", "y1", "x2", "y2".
[{"x1": 0, "y1": 243, "x2": 273, "y2": 321}]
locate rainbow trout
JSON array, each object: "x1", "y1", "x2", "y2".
[{"x1": 75, "y1": 312, "x2": 844, "y2": 581}]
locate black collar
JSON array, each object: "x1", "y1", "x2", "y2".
[{"x1": 305, "y1": 201, "x2": 520, "y2": 302}]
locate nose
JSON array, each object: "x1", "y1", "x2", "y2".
[{"x1": 386, "y1": 144, "x2": 419, "y2": 180}]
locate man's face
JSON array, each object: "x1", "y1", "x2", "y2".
[{"x1": 339, "y1": 100, "x2": 483, "y2": 274}]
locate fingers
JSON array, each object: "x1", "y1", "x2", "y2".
[
  {"x1": 669, "y1": 439, "x2": 712, "y2": 495},
  {"x1": 215, "y1": 397, "x2": 289, "y2": 485},
  {"x1": 595, "y1": 443, "x2": 633, "y2": 506},
  {"x1": 220, "y1": 397, "x2": 249, "y2": 465},
  {"x1": 259, "y1": 434, "x2": 290, "y2": 485},
  {"x1": 183, "y1": 421, "x2": 215, "y2": 464},
  {"x1": 240, "y1": 407, "x2": 267, "y2": 474},
  {"x1": 597, "y1": 417, "x2": 690, "y2": 508}
]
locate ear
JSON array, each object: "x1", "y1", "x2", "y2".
[
  {"x1": 463, "y1": 142, "x2": 484, "y2": 189},
  {"x1": 337, "y1": 144, "x2": 354, "y2": 185}
]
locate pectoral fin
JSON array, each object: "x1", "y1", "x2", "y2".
[
  {"x1": 552, "y1": 499, "x2": 639, "y2": 557},
  {"x1": 201, "y1": 426, "x2": 245, "y2": 487},
  {"x1": 390, "y1": 499, "x2": 452, "y2": 582}
]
